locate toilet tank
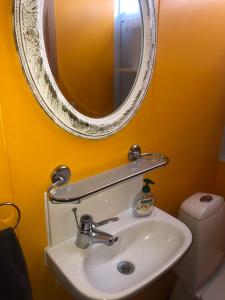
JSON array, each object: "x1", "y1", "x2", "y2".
[{"x1": 175, "y1": 193, "x2": 225, "y2": 292}]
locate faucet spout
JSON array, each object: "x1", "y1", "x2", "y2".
[{"x1": 90, "y1": 228, "x2": 117, "y2": 246}]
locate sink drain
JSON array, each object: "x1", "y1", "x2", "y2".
[{"x1": 117, "y1": 261, "x2": 135, "y2": 275}]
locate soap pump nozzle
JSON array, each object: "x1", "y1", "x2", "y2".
[{"x1": 142, "y1": 178, "x2": 155, "y2": 194}]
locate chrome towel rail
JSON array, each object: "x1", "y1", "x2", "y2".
[{"x1": 0, "y1": 202, "x2": 21, "y2": 229}]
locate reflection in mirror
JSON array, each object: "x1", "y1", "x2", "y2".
[{"x1": 43, "y1": 0, "x2": 143, "y2": 118}]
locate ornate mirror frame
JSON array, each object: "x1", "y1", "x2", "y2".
[{"x1": 13, "y1": 0, "x2": 156, "y2": 139}]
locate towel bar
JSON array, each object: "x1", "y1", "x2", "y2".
[{"x1": 0, "y1": 202, "x2": 21, "y2": 229}]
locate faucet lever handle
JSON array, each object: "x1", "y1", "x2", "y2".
[
  {"x1": 94, "y1": 217, "x2": 119, "y2": 228},
  {"x1": 72, "y1": 207, "x2": 79, "y2": 229}
]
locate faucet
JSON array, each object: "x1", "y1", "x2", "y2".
[{"x1": 72, "y1": 208, "x2": 119, "y2": 249}]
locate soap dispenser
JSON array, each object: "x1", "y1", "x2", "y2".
[{"x1": 133, "y1": 178, "x2": 155, "y2": 217}]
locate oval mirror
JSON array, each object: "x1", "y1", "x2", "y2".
[{"x1": 14, "y1": 0, "x2": 156, "y2": 139}]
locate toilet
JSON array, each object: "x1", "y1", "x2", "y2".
[{"x1": 170, "y1": 193, "x2": 225, "y2": 300}]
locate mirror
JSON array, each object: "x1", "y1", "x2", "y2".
[
  {"x1": 14, "y1": 0, "x2": 156, "y2": 138},
  {"x1": 43, "y1": 0, "x2": 143, "y2": 118}
]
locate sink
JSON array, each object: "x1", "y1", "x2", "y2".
[{"x1": 45, "y1": 207, "x2": 192, "y2": 299}]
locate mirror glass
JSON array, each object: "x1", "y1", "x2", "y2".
[{"x1": 43, "y1": 0, "x2": 143, "y2": 118}]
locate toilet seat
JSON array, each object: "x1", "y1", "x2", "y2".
[{"x1": 200, "y1": 265, "x2": 225, "y2": 300}]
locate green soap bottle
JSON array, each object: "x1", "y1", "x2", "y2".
[{"x1": 133, "y1": 178, "x2": 155, "y2": 217}]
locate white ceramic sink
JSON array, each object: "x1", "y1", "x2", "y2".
[{"x1": 46, "y1": 208, "x2": 192, "y2": 300}]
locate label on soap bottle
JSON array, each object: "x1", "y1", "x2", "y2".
[{"x1": 136, "y1": 198, "x2": 154, "y2": 216}]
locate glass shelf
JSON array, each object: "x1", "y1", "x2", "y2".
[{"x1": 49, "y1": 154, "x2": 169, "y2": 204}]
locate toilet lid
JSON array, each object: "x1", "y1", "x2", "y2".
[{"x1": 201, "y1": 267, "x2": 225, "y2": 300}]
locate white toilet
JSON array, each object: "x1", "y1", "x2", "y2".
[{"x1": 170, "y1": 193, "x2": 225, "y2": 300}]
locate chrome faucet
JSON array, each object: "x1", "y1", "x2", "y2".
[{"x1": 72, "y1": 208, "x2": 119, "y2": 249}]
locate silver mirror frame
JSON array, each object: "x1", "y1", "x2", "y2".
[{"x1": 13, "y1": 0, "x2": 156, "y2": 139}]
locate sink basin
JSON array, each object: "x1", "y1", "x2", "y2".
[{"x1": 46, "y1": 208, "x2": 192, "y2": 299}]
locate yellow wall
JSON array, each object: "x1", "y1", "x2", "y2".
[
  {"x1": 0, "y1": 106, "x2": 15, "y2": 230},
  {"x1": 215, "y1": 161, "x2": 225, "y2": 197},
  {"x1": 0, "y1": 0, "x2": 225, "y2": 299},
  {"x1": 54, "y1": 0, "x2": 114, "y2": 117}
]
